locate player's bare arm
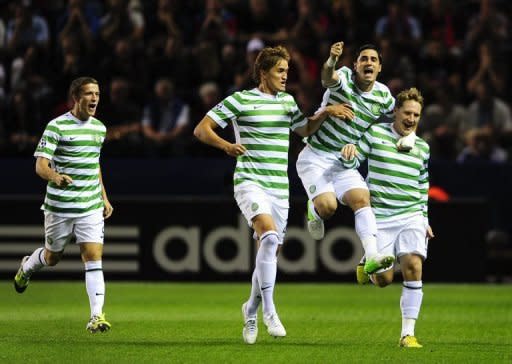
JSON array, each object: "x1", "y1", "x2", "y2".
[
  {"x1": 295, "y1": 104, "x2": 355, "y2": 137},
  {"x1": 194, "y1": 115, "x2": 247, "y2": 157},
  {"x1": 427, "y1": 226, "x2": 435, "y2": 239},
  {"x1": 99, "y1": 168, "x2": 113, "y2": 219},
  {"x1": 321, "y1": 41, "x2": 343, "y2": 88},
  {"x1": 35, "y1": 157, "x2": 73, "y2": 187}
]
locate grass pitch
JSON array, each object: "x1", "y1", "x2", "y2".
[{"x1": 0, "y1": 281, "x2": 510, "y2": 363}]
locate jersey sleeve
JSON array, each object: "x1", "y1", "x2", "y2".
[
  {"x1": 382, "y1": 92, "x2": 396, "y2": 118},
  {"x1": 419, "y1": 146, "x2": 430, "y2": 221},
  {"x1": 34, "y1": 120, "x2": 61, "y2": 160},
  {"x1": 327, "y1": 67, "x2": 349, "y2": 92},
  {"x1": 289, "y1": 97, "x2": 308, "y2": 131},
  {"x1": 206, "y1": 93, "x2": 241, "y2": 129}
]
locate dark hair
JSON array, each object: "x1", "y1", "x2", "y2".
[
  {"x1": 252, "y1": 46, "x2": 290, "y2": 84},
  {"x1": 69, "y1": 77, "x2": 98, "y2": 100},
  {"x1": 395, "y1": 87, "x2": 424, "y2": 109},
  {"x1": 355, "y1": 44, "x2": 382, "y2": 64}
]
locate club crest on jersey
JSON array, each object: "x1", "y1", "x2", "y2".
[
  {"x1": 251, "y1": 203, "x2": 259, "y2": 212},
  {"x1": 371, "y1": 103, "x2": 382, "y2": 115},
  {"x1": 309, "y1": 185, "x2": 316, "y2": 194}
]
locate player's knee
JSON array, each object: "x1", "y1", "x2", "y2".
[
  {"x1": 402, "y1": 257, "x2": 423, "y2": 278},
  {"x1": 374, "y1": 274, "x2": 393, "y2": 287},
  {"x1": 315, "y1": 198, "x2": 337, "y2": 219},
  {"x1": 258, "y1": 231, "x2": 279, "y2": 261},
  {"x1": 346, "y1": 190, "x2": 370, "y2": 211}
]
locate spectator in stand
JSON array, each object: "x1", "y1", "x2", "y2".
[
  {"x1": 4, "y1": 87, "x2": 42, "y2": 156},
  {"x1": 289, "y1": 0, "x2": 328, "y2": 57},
  {"x1": 457, "y1": 127, "x2": 508, "y2": 163},
  {"x1": 419, "y1": 87, "x2": 468, "y2": 160},
  {"x1": 464, "y1": 0, "x2": 509, "y2": 54},
  {"x1": 229, "y1": 37, "x2": 264, "y2": 93},
  {"x1": 56, "y1": 0, "x2": 100, "y2": 54},
  {"x1": 99, "y1": 37, "x2": 147, "y2": 98},
  {"x1": 5, "y1": 1, "x2": 49, "y2": 56},
  {"x1": 100, "y1": 77, "x2": 142, "y2": 157},
  {"x1": 466, "y1": 41, "x2": 507, "y2": 98},
  {"x1": 375, "y1": 0, "x2": 422, "y2": 57},
  {"x1": 99, "y1": 0, "x2": 144, "y2": 48},
  {"x1": 237, "y1": 0, "x2": 287, "y2": 43},
  {"x1": 420, "y1": 0, "x2": 458, "y2": 52},
  {"x1": 141, "y1": 78, "x2": 190, "y2": 156}
]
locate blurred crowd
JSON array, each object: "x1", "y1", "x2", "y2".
[{"x1": 1, "y1": 0, "x2": 512, "y2": 162}]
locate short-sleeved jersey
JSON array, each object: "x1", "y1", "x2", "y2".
[
  {"x1": 343, "y1": 123, "x2": 430, "y2": 222},
  {"x1": 34, "y1": 112, "x2": 106, "y2": 218},
  {"x1": 307, "y1": 66, "x2": 395, "y2": 157},
  {"x1": 207, "y1": 88, "x2": 308, "y2": 200}
]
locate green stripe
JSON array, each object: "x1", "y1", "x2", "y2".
[
  {"x1": 240, "y1": 131, "x2": 289, "y2": 140},
  {"x1": 235, "y1": 167, "x2": 287, "y2": 177},
  {"x1": 48, "y1": 183, "x2": 100, "y2": 192},
  {"x1": 237, "y1": 120, "x2": 289, "y2": 128},
  {"x1": 244, "y1": 144, "x2": 288, "y2": 153},
  {"x1": 43, "y1": 202, "x2": 104, "y2": 214},
  {"x1": 54, "y1": 150, "x2": 100, "y2": 158},
  {"x1": 371, "y1": 190, "x2": 419, "y2": 202},
  {"x1": 238, "y1": 155, "x2": 288, "y2": 165},
  {"x1": 54, "y1": 162, "x2": 99, "y2": 169},
  {"x1": 369, "y1": 165, "x2": 419, "y2": 180},
  {"x1": 371, "y1": 154, "x2": 421, "y2": 169},
  {"x1": 234, "y1": 178, "x2": 288, "y2": 190},
  {"x1": 46, "y1": 191, "x2": 102, "y2": 203},
  {"x1": 368, "y1": 178, "x2": 418, "y2": 192}
]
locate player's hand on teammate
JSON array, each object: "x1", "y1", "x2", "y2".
[
  {"x1": 103, "y1": 199, "x2": 114, "y2": 219},
  {"x1": 341, "y1": 144, "x2": 357, "y2": 161},
  {"x1": 225, "y1": 143, "x2": 247, "y2": 157},
  {"x1": 326, "y1": 103, "x2": 354, "y2": 121},
  {"x1": 52, "y1": 174, "x2": 73, "y2": 187}
]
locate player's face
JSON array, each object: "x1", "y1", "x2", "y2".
[
  {"x1": 393, "y1": 100, "x2": 422, "y2": 136},
  {"x1": 263, "y1": 59, "x2": 288, "y2": 94},
  {"x1": 353, "y1": 49, "x2": 382, "y2": 84},
  {"x1": 75, "y1": 83, "x2": 100, "y2": 120}
]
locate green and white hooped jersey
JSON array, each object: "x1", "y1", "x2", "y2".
[
  {"x1": 34, "y1": 112, "x2": 106, "y2": 217},
  {"x1": 307, "y1": 66, "x2": 395, "y2": 157},
  {"x1": 343, "y1": 123, "x2": 430, "y2": 222},
  {"x1": 207, "y1": 88, "x2": 308, "y2": 199}
]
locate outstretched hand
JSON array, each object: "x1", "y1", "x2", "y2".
[
  {"x1": 341, "y1": 144, "x2": 357, "y2": 160},
  {"x1": 329, "y1": 41, "x2": 344, "y2": 63}
]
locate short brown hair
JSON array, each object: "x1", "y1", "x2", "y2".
[
  {"x1": 69, "y1": 77, "x2": 99, "y2": 100},
  {"x1": 395, "y1": 87, "x2": 424, "y2": 109},
  {"x1": 252, "y1": 46, "x2": 290, "y2": 84}
]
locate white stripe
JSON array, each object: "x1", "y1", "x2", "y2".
[
  {"x1": 0, "y1": 225, "x2": 139, "y2": 238},
  {"x1": 0, "y1": 260, "x2": 138, "y2": 272},
  {"x1": 0, "y1": 243, "x2": 139, "y2": 255}
]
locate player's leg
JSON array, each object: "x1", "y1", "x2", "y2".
[
  {"x1": 397, "y1": 218, "x2": 428, "y2": 347},
  {"x1": 399, "y1": 254, "x2": 423, "y2": 347},
  {"x1": 361, "y1": 221, "x2": 398, "y2": 286},
  {"x1": 296, "y1": 146, "x2": 336, "y2": 240},
  {"x1": 235, "y1": 185, "x2": 282, "y2": 342},
  {"x1": 338, "y1": 171, "x2": 394, "y2": 274},
  {"x1": 252, "y1": 213, "x2": 286, "y2": 338},
  {"x1": 77, "y1": 211, "x2": 110, "y2": 333},
  {"x1": 14, "y1": 213, "x2": 69, "y2": 293}
]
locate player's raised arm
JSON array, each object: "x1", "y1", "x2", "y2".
[{"x1": 321, "y1": 41, "x2": 343, "y2": 88}]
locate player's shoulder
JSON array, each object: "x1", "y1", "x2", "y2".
[
  {"x1": 415, "y1": 136, "x2": 430, "y2": 152},
  {"x1": 372, "y1": 80, "x2": 393, "y2": 98},
  {"x1": 90, "y1": 117, "x2": 106, "y2": 130},
  {"x1": 47, "y1": 112, "x2": 72, "y2": 128}
]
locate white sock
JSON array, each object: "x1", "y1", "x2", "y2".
[
  {"x1": 400, "y1": 280, "x2": 423, "y2": 337},
  {"x1": 246, "y1": 269, "x2": 261, "y2": 317},
  {"x1": 256, "y1": 231, "x2": 279, "y2": 315},
  {"x1": 354, "y1": 207, "x2": 378, "y2": 258},
  {"x1": 85, "y1": 260, "x2": 105, "y2": 317},
  {"x1": 22, "y1": 247, "x2": 48, "y2": 275}
]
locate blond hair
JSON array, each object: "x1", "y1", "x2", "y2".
[{"x1": 395, "y1": 87, "x2": 424, "y2": 109}]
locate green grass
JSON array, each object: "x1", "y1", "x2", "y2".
[{"x1": 1, "y1": 282, "x2": 511, "y2": 363}]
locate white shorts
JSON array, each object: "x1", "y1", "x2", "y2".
[
  {"x1": 376, "y1": 214, "x2": 429, "y2": 271},
  {"x1": 234, "y1": 183, "x2": 289, "y2": 242},
  {"x1": 44, "y1": 210, "x2": 104, "y2": 252},
  {"x1": 296, "y1": 145, "x2": 368, "y2": 203}
]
